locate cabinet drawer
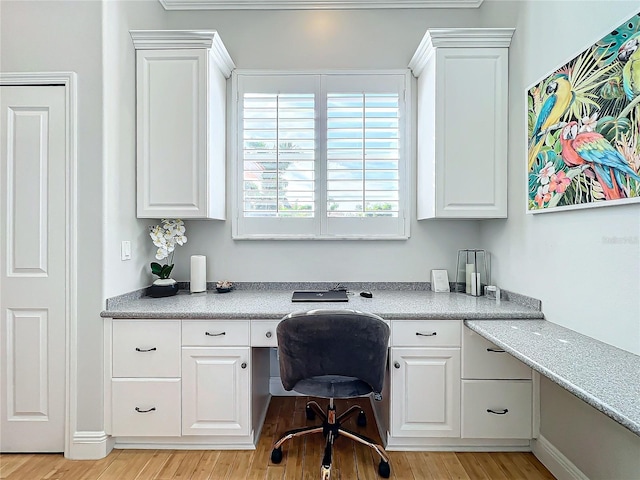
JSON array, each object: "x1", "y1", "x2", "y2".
[
  {"x1": 392, "y1": 320, "x2": 461, "y2": 347},
  {"x1": 111, "y1": 378, "x2": 181, "y2": 437},
  {"x1": 462, "y1": 328, "x2": 531, "y2": 379},
  {"x1": 112, "y1": 320, "x2": 181, "y2": 377},
  {"x1": 461, "y1": 380, "x2": 532, "y2": 439},
  {"x1": 182, "y1": 320, "x2": 250, "y2": 346},
  {"x1": 251, "y1": 320, "x2": 280, "y2": 347}
]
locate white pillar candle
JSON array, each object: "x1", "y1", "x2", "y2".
[
  {"x1": 470, "y1": 272, "x2": 477, "y2": 297},
  {"x1": 190, "y1": 255, "x2": 207, "y2": 293},
  {"x1": 476, "y1": 272, "x2": 482, "y2": 296},
  {"x1": 465, "y1": 264, "x2": 475, "y2": 294}
]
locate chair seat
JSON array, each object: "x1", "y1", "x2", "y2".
[{"x1": 293, "y1": 375, "x2": 373, "y2": 398}]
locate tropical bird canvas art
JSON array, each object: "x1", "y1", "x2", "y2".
[{"x1": 527, "y1": 11, "x2": 640, "y2": 212}]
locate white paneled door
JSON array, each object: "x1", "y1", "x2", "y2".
[{"x1": 0, "y1": 86, "x2": 66, "y2": 452}]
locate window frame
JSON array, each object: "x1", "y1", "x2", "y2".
[{"x1": 231, "y1": 69, "x2": 411, "y2": 240}]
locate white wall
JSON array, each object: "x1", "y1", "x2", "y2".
[
  {"x1": 0, "y1": 0, "x2": 106, "y2": 432},
  {"x1": 136, "y1": 5, "x2": 488, "y2": 283},
  {"x1": 102, "y1": 0, "x2": 168, "y2": 299},
  {"x1": 479, "y1": 0, "x2": 640, "y2": 355},
  {"x1": 479, "y1": 1, "x2": 640, "y2": 478}
]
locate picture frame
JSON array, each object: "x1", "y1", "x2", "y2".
[{"x1": 526, "y1": 11, "x2": 640, "y2": 214}]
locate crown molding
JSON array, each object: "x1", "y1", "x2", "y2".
[
  {"x1": 159, "y1": 0, "x2": 483, "y2": 10},
  {"x1": 130, "y1": 30, "x2": 235, "y2": 77},
  {"x1": 409, "y1": 28, "x2": 515, "y2": 77}
]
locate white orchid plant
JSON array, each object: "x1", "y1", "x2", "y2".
[{"x1": 148, "y1": 219, "x2": 187, "y2": 280}]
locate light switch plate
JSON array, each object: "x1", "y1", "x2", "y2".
[{"x1": 121, "y1": 241, "x2": 131, "y2": 261}]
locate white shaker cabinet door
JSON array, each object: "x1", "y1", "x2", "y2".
[
  {"x1": 181, "y1": 347, "x2": 250, "y2": 436},
  {"x1": 390, "y1": 347, "x2": 461, "y2": 438},
  {"x1": 133, "y1": 30, "x2": 233, "y2": 219}
]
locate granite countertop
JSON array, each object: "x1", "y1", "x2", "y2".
[
  {"x1": 101, "y1": 288, "x2": 544, "y2": 320},
  {"x1": 465, "y1": 319, "x2": 640, "y2": 437}
]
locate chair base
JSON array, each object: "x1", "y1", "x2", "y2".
[{"x1": 271, "y1": 399, "x2": 390, "y2": 479}]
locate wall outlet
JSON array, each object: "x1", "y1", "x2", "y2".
[{"x1": 121, "y1": 241, "x2": 131, "y2": 261}]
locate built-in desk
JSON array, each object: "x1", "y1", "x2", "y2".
[
  {"x1": 465, "y1": 319, "x2": 640, "y2": 437},
  {"x1": 101, "y1": 288, "x2": 544, "y2": 451}
]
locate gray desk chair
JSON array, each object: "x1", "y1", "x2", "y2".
[{"x1": 270, "y1": 309, "x2": 391, "y2": 479}]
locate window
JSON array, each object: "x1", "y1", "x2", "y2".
[{"x1": 233, "y1": 72, "x2": 409, "y2": 239}]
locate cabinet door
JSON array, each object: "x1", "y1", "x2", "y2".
[
  {"x1": 182, "y1": 347, "x2": 250, "y2": 436},
  {"x1": 136, "y1": 49, "x2": 209, "y2": 218},
  {"x1": 391, "y1": 347, "x2": 460, "y2": 437}
]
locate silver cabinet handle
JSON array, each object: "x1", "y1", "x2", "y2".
[
  {"x1": 241, "y1": 362, "x2": 247, "y2": 369},
  {"x1": 205, "y1": 331, "x2": 226, "y2": 337},
  {"x1": 265, "y1": 331, "x2": 272, "y2": 338},
  {"x1": 394, "y1": 361, "x2": 400, "y2": 369},
  {"x1": 487, "y1": 348, "x2": 505, "y2": 353},
  {"x1": 416, "y1": 331, "x2": 437, "y2": 337},
  {"x1": 487, "y1": 408, "x2": 509, "y2": 415},
  {"x1": 135, "y1": 347, "x2": 157, "y2": 352},
  {"x1": 135, "y1": 407, "x2": 156, "y2": 413}
]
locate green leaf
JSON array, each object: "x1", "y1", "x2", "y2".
[
  {"x1": 150, "y1": 262, "x2": 163, "y2": 276},
  {"x1": 596, "y1": 116, "x2": 631, "y2": 143},
  {"x1": 160, "y1": 264, "x2": 174, "y2": 279}
]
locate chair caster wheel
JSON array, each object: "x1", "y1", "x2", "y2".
[
  {"x1": 378, "y1": 460, "x2": 390, "y2": 478},
  {"x1": 306, "y1": 405, "x2": 316, "y2": 420},
  {"x1": 321, "y1": 465, "x2": 331, "y2": 479},
  {"x1": 271, "y1": 447, "x2": 283, "y2": 464},
  {"x1": 357, "y1": 410, "x2": 367, "y2": 427}
]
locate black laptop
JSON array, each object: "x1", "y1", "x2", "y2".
[{"x1": 291, "y1": 290, "x2": 349, "y2": 302}]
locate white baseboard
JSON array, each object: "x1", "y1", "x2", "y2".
[
  {"x1": 532, "y1": 435, "x2": 589, "y2": 480},
  {"x1": 67, "y1": 431, "x2": 114, "y2": 460}
]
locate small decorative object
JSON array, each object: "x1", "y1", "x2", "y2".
[
  {"x1": 527, "y1": 12, "x2": 640, "y2": 213},
  {"x1": 190, "y1": 255, "x2": 207, "y2": 293},
  {"x1": 216, "y1": 280, "x2": 234, "y2": 293},
  {"x1": 430, "y1": 269, "x2": 450, "y2": 293},
  {"x1": 148, "y1": 219, "x2": 187, "y2": 298},
  {"x1": 455, "y1": 249, "x2": 489, "y2": 296}
]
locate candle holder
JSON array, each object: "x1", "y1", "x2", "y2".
[{"x1": 455, "y1": 249, "x2": 490, "y2": 296}]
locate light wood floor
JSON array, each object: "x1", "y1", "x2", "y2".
[{"x1": 0, "y1": 396, "x2": 555, "y2": 480}]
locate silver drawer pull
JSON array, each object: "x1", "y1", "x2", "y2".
[
  {"x1": 205, "y1": 331, "x2": 226, "y2": 337},
  {"x1": 135, "y1": 347, "x2": 157, "y2": 352},
  {"x1": 487, "y1": 408, "x2": 509, "y2": 415},
  {"x1": 416, "y1": 331, "x2": 437, "y2": 337},
  {"x1": 486, "y1": 348, "x2": 506, "y2": 353},
  {"x1": 135, "y1": 407, "x2": 156, "y2": 413},
  {"x1": 265, "y1": 331, "x2": 272, "y2": 338}
]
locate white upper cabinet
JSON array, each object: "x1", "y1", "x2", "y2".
[
  {"x1": 132, "y1": 30, "x2": 235, "y2": 219},
  {"x1": 410, "y1": 28, "x2": 514, "y2": 219}
]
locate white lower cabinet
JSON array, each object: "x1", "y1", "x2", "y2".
[
  {"x1": 461, "y1": 380, "x2": 532, "y2": 438},
  {"x1": 461, "y1": 327, "x2": 533, "y2": 440},
  {"x1": 181, "y1": 347, "x2": 250, "y2": 436},
  {"x1": 111, "y1": 378, "x2": 181, "y2": 437},
  {"x1": 391, "y1": 347, "x2": 461, "y2": 438}
]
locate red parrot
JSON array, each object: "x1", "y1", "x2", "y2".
[{"x1": 560, "y1": 121, "x2": 640, "y2": 200}]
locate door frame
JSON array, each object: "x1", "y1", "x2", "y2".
[{"x1": 0, "y1": 72, "x2": 77, "y2": 457}]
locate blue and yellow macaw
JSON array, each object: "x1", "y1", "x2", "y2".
[
  {"x1": 618, "y1": 32, "x2": 640, "y2": 101},
  {"x1": 530, "y1": 73, "x2": 575, "y2": 146},
  {"x1": 560, "y1": 121, "x2": 640, "y2": 200}
]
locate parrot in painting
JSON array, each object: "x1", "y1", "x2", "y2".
[
  {"x1": 530, "y1": 73, "x2": 575, "y2": 145},
  {"x1": 560, "y1": 121, "x2": 640, "y2": 200},
  {"x1": 617, "y1": 32, "x2": 640, "y2": 101}
]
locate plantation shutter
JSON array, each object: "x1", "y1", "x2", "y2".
[{"x1": 234, "y1": 72, "x2": 408, "y2": 239}]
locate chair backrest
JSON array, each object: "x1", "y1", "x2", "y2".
[{"x1": 276, "y1": 309, "x2": 390, "y2": 395}]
